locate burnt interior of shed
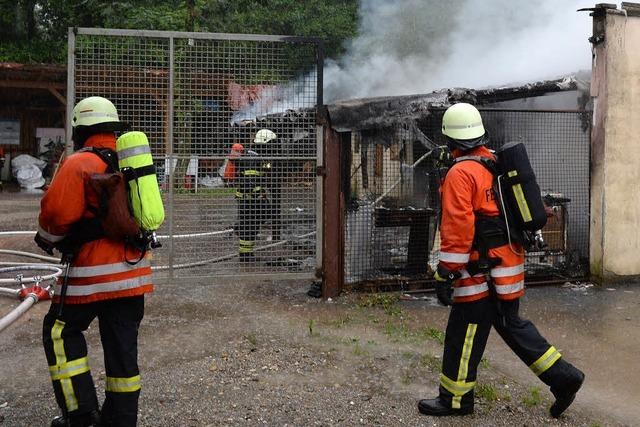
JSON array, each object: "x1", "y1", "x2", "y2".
[{"x1": 325, "y1": 77, "x2": 588, "y2": 293}]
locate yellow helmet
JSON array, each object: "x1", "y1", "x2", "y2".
[
  {"x1": 254, "y1": 129, "x2": 277, "y2": 144},
  {"x1": 71, "y1": 96, "x2": 129, "y2": 150},
  {"x1": 442, "y1": 103, "x2": 486, "y2": 148},
  {"x1": 72, "y1": 96, "x2": 122, "y2": 128}
]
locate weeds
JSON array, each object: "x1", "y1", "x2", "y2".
[
  {"x1": 401, "y1": 370, "x2": 413, "y2": 385},
  {"x1": 476, "y1": 383, "x2": 498, "y2": 402},
  {"x1": 522, "y1": 387, "x2": 542, "y2": 407},
  {"x1": 359, "y1": 293, "x2": 402, "y2": 316},
  {"x1": 416, "y1": 327, "x2": 445, "y2": 345},
  {"x1": 245, "y1": 333, "x2": 258, "y2": 346},
  {"x1": 353, "y1": 342, "x2": 369, "y2": 357},
  {"x1": 327, "y1": 314, "x2": 352, "y2": 328},
  {"x1": 308, "y1": 319, "x2": 317, "y2": 336},
  {"x1": 419, "y1": 353, "x2": 441, "y2": 371},
  {"x1": 480, "y1": 358, "x2": 490, "y2": 369}
]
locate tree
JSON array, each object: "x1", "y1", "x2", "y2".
[{"x1": 0, "y1": 0, "x2": 359, "y2": 64}]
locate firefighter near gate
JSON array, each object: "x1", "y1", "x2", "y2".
[
  {"x1": 233, "y1": 129, "x2": 277, "y2": 262},
  {"x1": 34, "y1": 96, "x2": 164, "y2": 427},
  {"x1": 418, "y1": 103, "x2": 584, "y2": 418}
]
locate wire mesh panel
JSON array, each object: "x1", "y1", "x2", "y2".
[
  {"x1": 71, "y1": 29, "x2": 321, "y2": 280},
  {"x1": 422, "y1": 109, "x2": 591, "y2": 279},
  {"x1": 343, "y1": 124, "x2": 439, "y2": 285},
  {"x1": 344, "y1": 108, "x2": 591, "y2": 286}
]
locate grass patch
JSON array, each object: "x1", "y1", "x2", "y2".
[
  {"x1": 401, "y1": 370, "x2": 414, "y2": 385},
  {"x1": 308, "y1": 319, "x2": 317, "y2": 337},
  {"x1": 326, "y1": 314, "x2": 353, "y2": 328},
  {"x1": 245, "y1": 333, "x2": 258, "y2": 346},
  {"x1": 359, "y1": 293, "x2": 402, "y2": 316},
  {"x1": 479, "y1": 358, "x2": 490, "y2": 369},
  {"x1": 476, "y1": 383, "x2": 498, "y2": 402},
  {"x1": 416, "y1": 327, "x2": 445, "y2": 345},
  {"x1": 384, "y1": 320, "x2": 411, "y2": 341},
  {"x1": 353, "y1": 342, "x2": 369, "y2": 357},
  {"x1": 419, "y1": 353, "x2": 441, "y2": 371},
  {"x1": 522, "y1": 387, "x2": 542, "y2": 407}
]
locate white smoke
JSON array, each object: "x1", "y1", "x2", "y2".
[{"x1": 325, "y1": 0, "x2": 595, "y2": 102}]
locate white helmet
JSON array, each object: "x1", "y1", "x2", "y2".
[
  {"x1": 254, "y1": 129, "x2": 276, "y2": 144},
  {"x1": 441, "y1": 103, "x2": 487, "y2": 150},
  {"x1": 71, "y1": 96, "x2": 128, "y2": 150},
  {"x1": 72, "y1": 96, "x2": 123, "y2": 128}
]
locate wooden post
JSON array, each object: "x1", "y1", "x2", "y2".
[{"x1": 320, "y1": 107, "x2": 344, "y2": 298}]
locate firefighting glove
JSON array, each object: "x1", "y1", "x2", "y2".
[
  {"x1": 434, "y1": 266, "x2": 461, "y2": 306},
  {"x1": 34, "y1": 232, "x2": 55, "y2": 256}
]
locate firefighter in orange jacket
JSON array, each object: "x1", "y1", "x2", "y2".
[
  {"x1": 417, "y1": 103, "x2": 584, "y2": 418},
  {"x1": 35, "y1": 96, "x2": 152, "y2": 427}
]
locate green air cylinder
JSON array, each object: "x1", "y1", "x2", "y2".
[
  {"x1": 495, "y1": 141, "x2": 547, "y2": 232},
  {"x1": 116, "y1": 131, "x2": 165, "y2": 231}
]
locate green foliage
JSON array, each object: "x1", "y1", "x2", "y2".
[
  {"x1": 419, "y1": 353, "x2": 441, "y2": 371},
  {"x1": 416, "y1": 327, "x2": 445, "y2": 345},
  {"x1": 358, "y1": 293, "x2": 402, "y2": 316},
  {"x1": 1, "y1": 0, "x2": 358, "y2": 64},
  {"x1": 522, "y1": 386, "x2": 542, "y2": 407},
  {"x1": 476, "y1": 383, "x2": 498, "y2": 402}
]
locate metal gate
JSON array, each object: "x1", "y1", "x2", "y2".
[{"x1": 68, "y1": 28, "x2": 323, "y2": 280}]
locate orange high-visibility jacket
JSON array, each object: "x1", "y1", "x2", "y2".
[
  {"x1": 38, "y1": 133, "x2": 153, "y2": 304},
  {"x1": 439, "y1": 145, "x2": 525, "y2": 303}
]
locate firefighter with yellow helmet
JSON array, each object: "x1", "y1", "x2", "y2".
[
  {"x1": 36, "y1": 96, "x2": 153, "y2": 426},
  {"x1": 417, "y1": 103, "x2": 584, "y2": 418},
  {"x1": 235, "y1": 129, "x2": 276, "y2": 261}
]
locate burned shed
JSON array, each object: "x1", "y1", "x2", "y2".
[{"x1": 321, "y1": 77, "x2": 591, "y2": 295}]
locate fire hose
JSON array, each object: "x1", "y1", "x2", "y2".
[
  {"x1": 0, "y1": 266, "x2": 57, "y2": 333},
  {"x1": 1, "y1": 230, "x2": 315, "y2": 270}
]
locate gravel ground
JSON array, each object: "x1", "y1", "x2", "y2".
[{"x1": 0, "y1": 279, "x2": 629, "y2": 427}]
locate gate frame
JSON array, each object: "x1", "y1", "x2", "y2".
[{"x1": 67, "y1": 27, "x2": 325, "y2": 282}]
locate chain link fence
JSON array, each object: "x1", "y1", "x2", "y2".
[
  {"x1": 343, "y1": 108, "x2": 590, "y2": 287},
  {"x1": 70, "y1": 28, "x2": 322, "y2": 280}
]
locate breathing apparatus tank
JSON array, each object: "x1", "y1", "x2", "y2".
[
  {"x1": 495, "y1": 141, "x2": 547, "y2": 247},
  {"x1": 116, "y1": 131, "x2": 165, "y2": 247}
]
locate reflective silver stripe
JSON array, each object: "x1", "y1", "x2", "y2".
[
  {"x1": 453, "y1": 282, "x2": 489, "y2": 297},
  {"x1": 494, "y1": 280, "x2": 525, "y2": 294},
  {"x1": 68, "y1": 259, "x2": 151, "y2": 278},
  {"x1": 118, "y1": 145, "x2": 151, "y2": 160},
  {"x1": 78, "y1": 111, "x2": 118, "y2": 119},
  {"x1": 491, "y1": 264, "x2": 525, "y2": 278},
  {"x1": 54, "y1": 274, "x2": 152, "y2": 296},
  {"x1": 459, "y1": 269, "x2": 485, "y2": 279},
  {"x1": 529, "y1": 346, "x2": 562, "y2": 376},
  {"x1": 445, "y1": 121, "x2": 483, "y2": 130},
  {"x1": 49, "y1": 357, "x2": 90, "y2": 380},
  {"x1": 106, "y1": 375, "x2": 141, "y2": 393},
  {"x1": 37, "y1": 226, "x2": 66, "y2": 243},
  {"x1": 439, "y1": 251, "x2": 470, "y2": 263}
]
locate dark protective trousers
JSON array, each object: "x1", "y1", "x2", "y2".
[
  {"x1": 439, "y1": 297, "x2": 579, "y2": 409},
  {"x1": 237, "y1": 197, "x2": 269, "y2": 254},
  {"x1": 43, "y1": 296, "x2": 144, "y2": 427}
]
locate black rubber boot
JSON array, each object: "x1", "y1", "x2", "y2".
[
  {"x1": 550, "y1": 368, "x2": 585, "y2": 418},
  {"x1": 51, "y1": 410, "x2": 102, "y2": 427},
  {"x1": 418, "y1": 398, "x2": 473, "y2": 416}
]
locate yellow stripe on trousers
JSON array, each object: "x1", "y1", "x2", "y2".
[
  {"x1": 529, "y1": 346, "x2": 562, "y2": 376},
  {"x1": 106, "y1": 375, "x2": 142, "y2": 393},
  {"x1": 51, "y1": 320, "x2": 79, "y2": 411},
  {"x1": 453, "y1": 323, "x2": 477, "y2": 409}
]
